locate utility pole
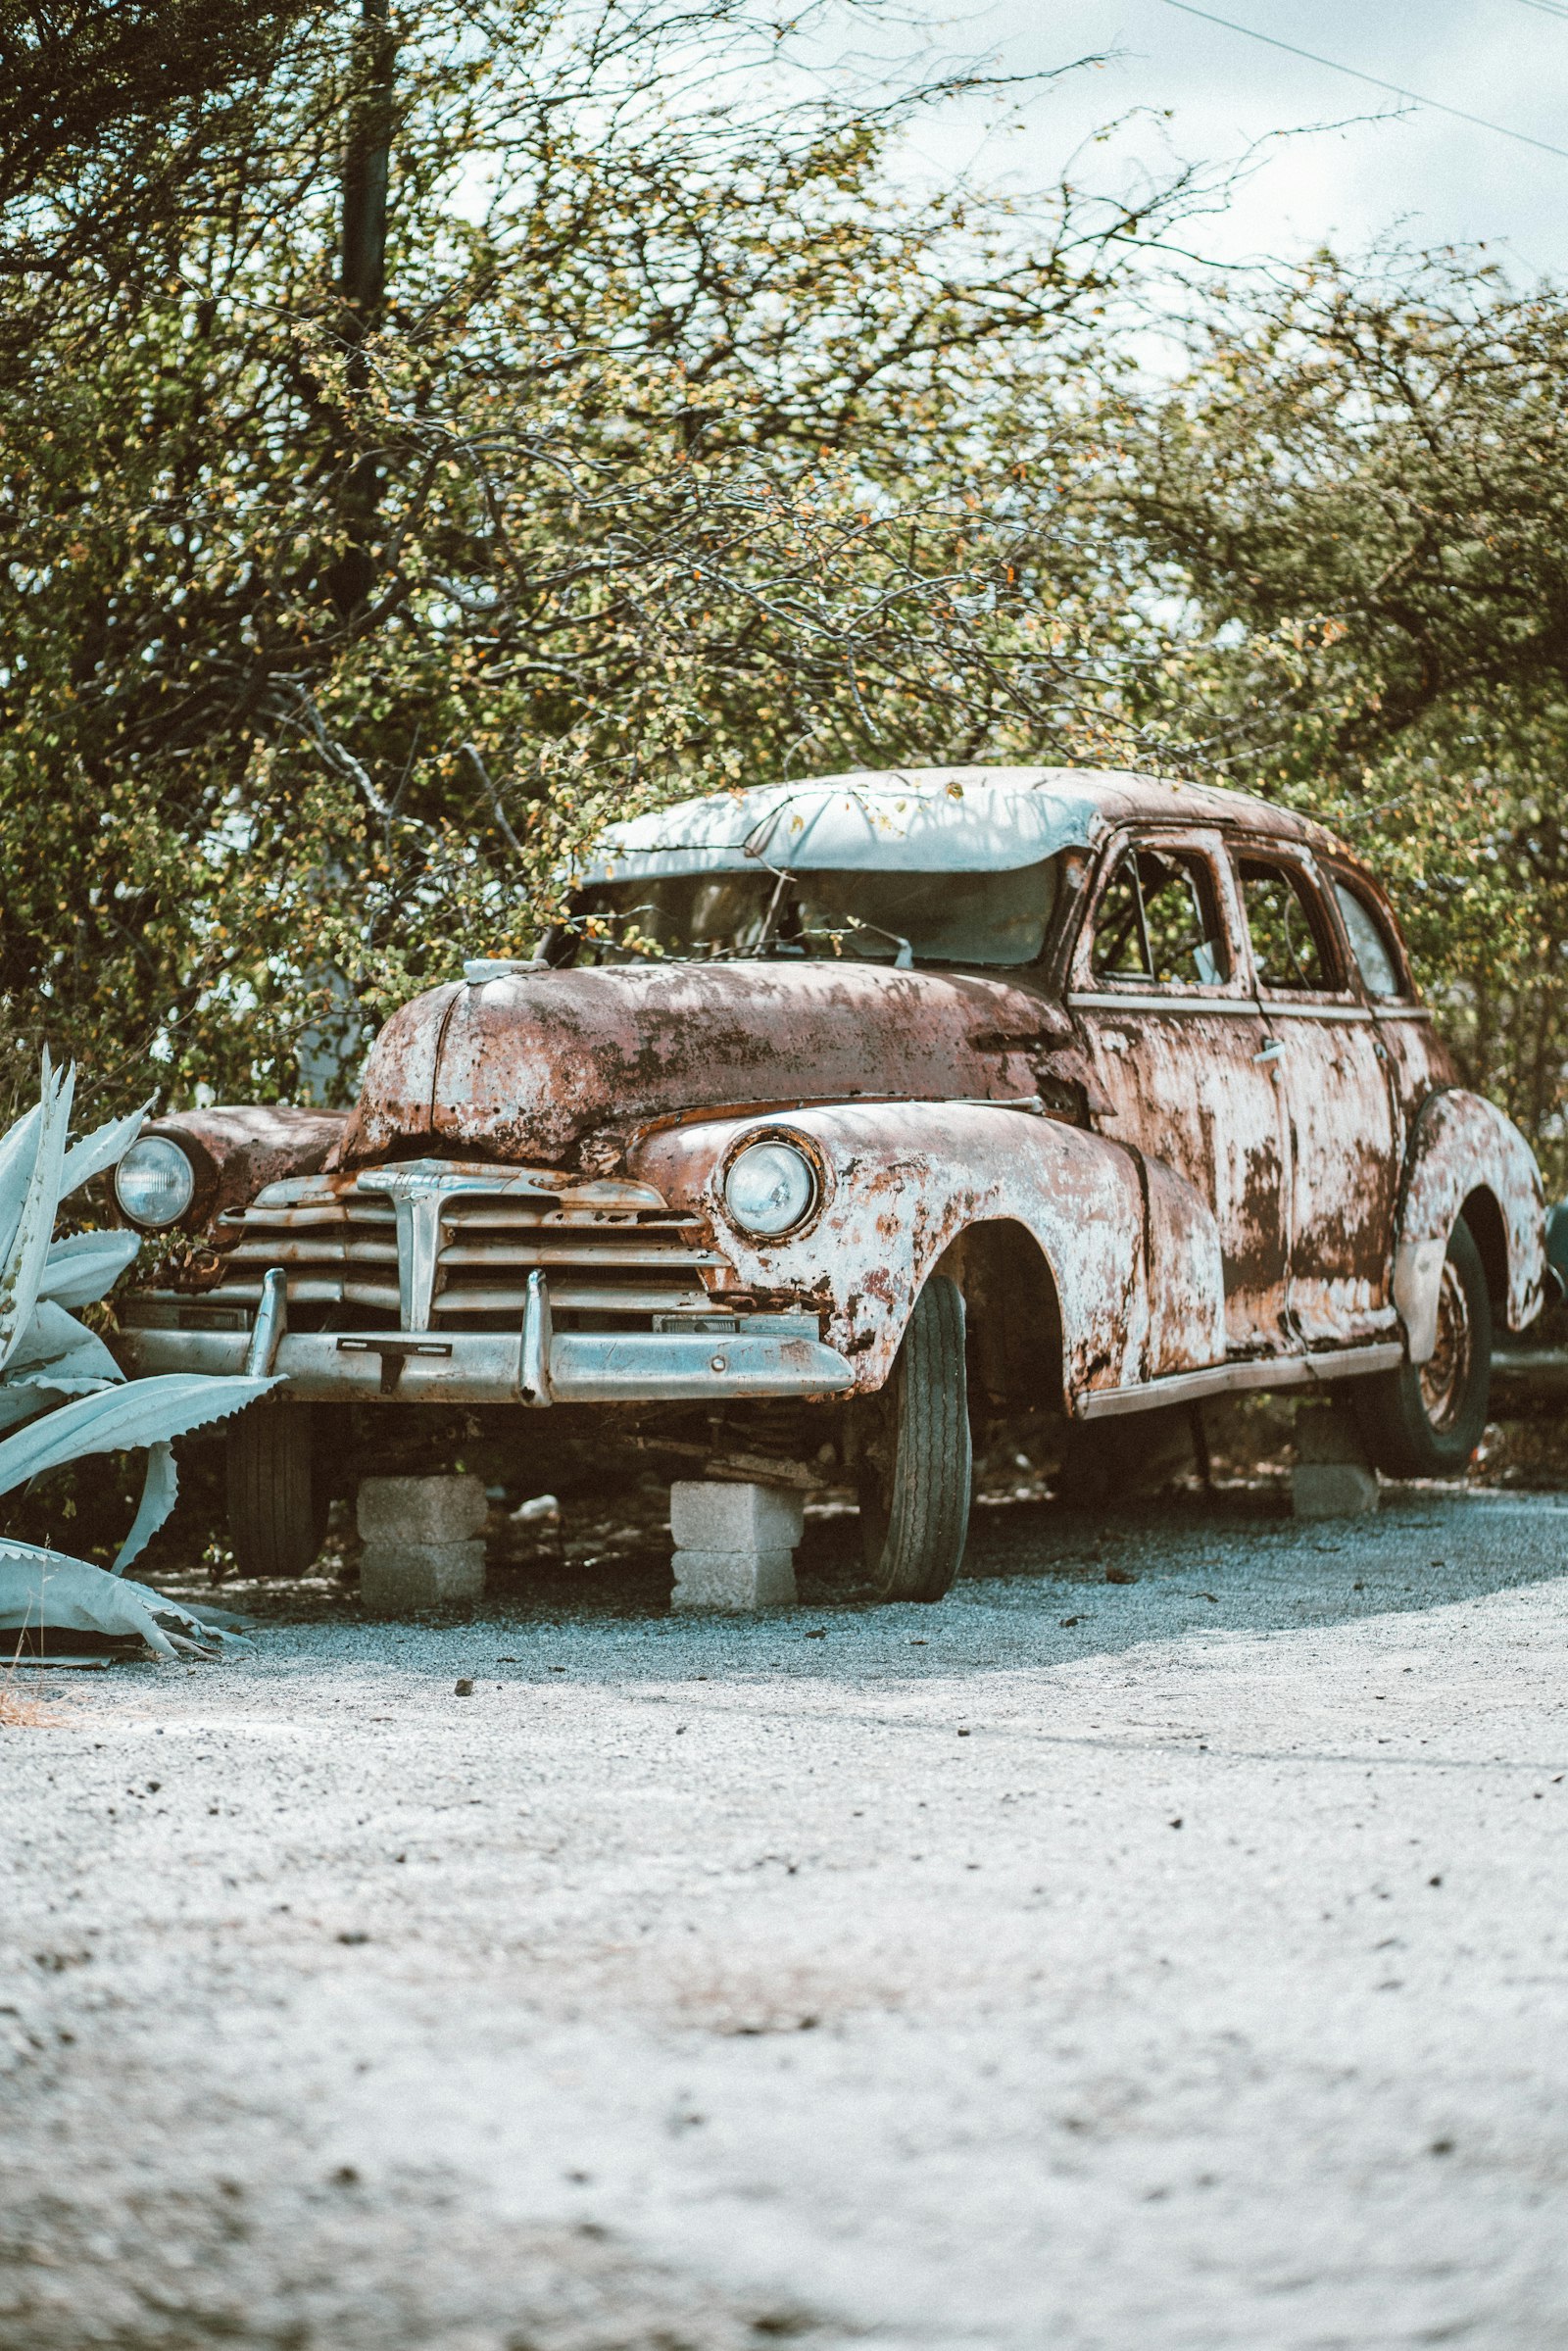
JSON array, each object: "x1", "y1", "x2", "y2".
[{"x1": 332, "y1": 0, "x2": 394, "y2": 614}]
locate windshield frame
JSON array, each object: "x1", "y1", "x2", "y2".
[{"x1": 549, "y1": 856, "x2": 1066, "y2": 973}]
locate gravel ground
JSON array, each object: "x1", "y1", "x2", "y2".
[{"x1": 4, "y1": 1484, "x2": 1568, "y2": 2351}]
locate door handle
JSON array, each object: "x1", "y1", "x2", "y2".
[{"x1": 1253, "y1": 1038, "x2": 1285, "y2": 1064}]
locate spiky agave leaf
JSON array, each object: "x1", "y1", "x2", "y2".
[
  {"x1": 5, "y1": 1299, "x2": 123, "y2": 1395},
  {"x1": 37, "y1": 1229, "x2": 141, "y2": 1311},
  {"x1": 0, "y1": 1101, "x2": 42, "y2": 1256},
  {"x1": 112, "y1": 1441, "x2": 176, "y2": 1574},
  {"x1": 0, "y1": 1540, "x2": 243, "y2": 1659},
  {"x1": 0, "y1": 1058, "x2": 74, "y2": 1377},
  {"x1": 58, "y1": 1100, "x2": 152, "y2": 1202},
  {"x1": 0, "y1": 1374, "x2": 275, "y2": 1499},
  {"x1": 0, "y1": 1064, "x2": 263, "y2": 1648}
]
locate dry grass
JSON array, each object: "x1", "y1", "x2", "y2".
[{"x1": 0, "y1": 1663, "x2": 67, "y2": 1727}]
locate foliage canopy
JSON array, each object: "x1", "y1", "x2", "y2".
[{"x1": 3, "y1": 4, "x2": 1567, "y2": 1177}]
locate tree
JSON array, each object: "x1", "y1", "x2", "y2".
[
  {"x1": 0, "y1": 0, "x2": 1175, "y2": 1119},
  {"x1": 1109, "y1": 253, "x2": 1568, "y2": 1179}
]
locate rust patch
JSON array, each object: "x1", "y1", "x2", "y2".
[{"x1": 337, "y1": 961, "x2": 1086, "y2": 1172}]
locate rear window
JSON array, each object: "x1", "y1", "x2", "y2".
[
  {"x1": 568, "y1": 859, "x2": 1059, "y2": 968},
  {"x1": 1332, "y1": 879, "x2": 1406, "y2": 999}
]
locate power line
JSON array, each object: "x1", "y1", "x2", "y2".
[
  {"x1": 1515, "y1": 0, "x2": 1568, "y2": 20},
  {"x1": 1160, "y1": 0, "x2": 1568, "y2": 161}
]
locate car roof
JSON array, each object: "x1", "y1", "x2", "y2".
[{"x1": 578, "y1": 766, "x2": 1343, "y2": 880}]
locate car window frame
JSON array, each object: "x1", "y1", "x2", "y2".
[
  {"x1": 1317, "y1": 858, "x2": 1416, "y2": 1005},
  {"x1": 1070, "y1": 827, "x2": 1252, "y2": 1004},
  {"x1": 1230, "y1": 841, "x2": 1355, "y2": 1007}
]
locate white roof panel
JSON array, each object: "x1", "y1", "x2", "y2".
[{"x1": 577, "y1": 766, "x2": 1113, "y2": 880}]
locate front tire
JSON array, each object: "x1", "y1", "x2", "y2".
[
  {"x1": 226, "y1": 1402, "x2": 329, "y2": 1579},
  {"x1": 1353, "y1": 1218, "x2": 1493, "y2": 1478},
  {"x1": 857, "y1": 1275, "x2": 972, "y2": 1602}
]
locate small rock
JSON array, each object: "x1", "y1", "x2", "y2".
[
  {"x1": 1104, "y1": 1566, "x2": 1138, "y2": 1586},
  {"x1": 454, "y1": 1679, "x2": 474, "y2": 1696}
]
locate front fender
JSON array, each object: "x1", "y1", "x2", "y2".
[
  {"x1": 630, "y1": 1103, "x2": 1226, "y2": 1402},
  {"x1": 1396, "y1": 1089, "x2": 1545, "y2": 1352}
]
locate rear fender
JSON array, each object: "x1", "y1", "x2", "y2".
[
  {"x1": 631, "y1": 1102, "x2": 1226, "y2": 1402},
  {"x1": 1396, "y1": 1090, "x2": 1545, "y2": 1353}
]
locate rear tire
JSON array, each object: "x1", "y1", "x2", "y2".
[
  {"x1": 1353, "y1": 1218, "x2": 1493, "y2": 1478},
  {"x1": 858, "y1": 1275, "x2": 972, "y2": 1603},
  {"x1": 226, "y1": 1402, "x2": 329, "y2": 1579}
]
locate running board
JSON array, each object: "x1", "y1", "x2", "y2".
[{"x1": 1073, "y1": 1342, "x2": 1404, "y2": 1422}]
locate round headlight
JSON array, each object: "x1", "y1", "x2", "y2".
[
  {"x1": 723, "y1": 1140, "x2": 816, "y2": 1238},
  {"x1": 114, "y1": 1136, "x2": 197, "y2": 1230}
]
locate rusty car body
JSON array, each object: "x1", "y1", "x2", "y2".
[{"x1": 114, "y1": 767, "x2": 1547, "y2": 1599}]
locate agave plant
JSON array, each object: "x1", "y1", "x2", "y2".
[{"x1": 0, "y1": 1056, "x2": 275, "y2": 1659}]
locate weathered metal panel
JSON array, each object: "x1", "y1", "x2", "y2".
[
  {"x1": 192, "y1": 1162, "x2": 724, "y2": 1329},
  {"x1": 580, "y1": 763, "x2": 1348, "y2": 884},
  {"x1": 142, "y1": 1105, "x2": 347, "y2": 1230},
  {"x1": 630, "y1": 1101, "x2": 1228, "y2": 1402},
  {"x1": 1398, "y1": 1089, "x2": 1546, "y2": 1334},
  {"x1": 330, "y1": 983, "x2": 463, "y2": 1157},
  {"x1": 1261, "y1": 1007, "x2": 1400, "y2": 1347},
  {"x1": 340, "y1": 961, "x2": 1082, "y2": 1171},
  {"x1": 114, "y1": 1320, "x2": 853, "y2": 1404},
  {"x1": 1072, "y1": 999, "x2": 1293, "y2": 1354}
]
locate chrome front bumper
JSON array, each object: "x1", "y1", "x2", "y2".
[{"x1": 116, "y1": 1310, "x2": 855, "y2": 1405}]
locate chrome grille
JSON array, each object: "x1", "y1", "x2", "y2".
[{"x1": 210, "y1": 1161, "x2": 727, "y2": 1326}]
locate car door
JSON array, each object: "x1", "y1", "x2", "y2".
[
  {"x1": 1068, "y1": 827, "x2": 1293, "y2": 1356},
  {"x1": 1231, "y1": 842, "x2": 1400, "y2": 1347},
  {"x1": 1320, "y1": 857, "x2": 1444, "y2": 1126}
]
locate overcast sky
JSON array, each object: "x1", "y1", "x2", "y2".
[{"x1": 858, "y1": 0, "x2": 1568, "y2": 278}]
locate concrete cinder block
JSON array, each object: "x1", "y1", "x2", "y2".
[
  {"x1": 1296, "y1": 1401, "x2": 1373, "y2": 1467},
  {"x1": 1293, "y1": 1398, "x2": 1379, "y2": 1517},
  {"x1": 360, "y1": 1539, "x2": 486, "y2": 1614},
  {"x1": 670, "y1": 1548, "x2": 798, "y2": 1611},
  {"x1": 1292, "y1": 1461, "x2": 1380, "y2": 1519},
  {"x1": 669, "y1": 1480, "x2": 805, "y2": 1553},
  {"x1": 357, "y1": 1473, "x2": 487, "y2": 1546}
]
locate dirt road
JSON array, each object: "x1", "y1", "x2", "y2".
[{"x1": 4, "y1": 1487, "x2": 1568, "y2": 2350}]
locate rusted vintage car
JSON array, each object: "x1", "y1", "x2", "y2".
[{"x1": 114, "y1": 767, "x2": 1546, "y2": 1599}]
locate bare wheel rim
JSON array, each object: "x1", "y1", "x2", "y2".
[{"x1": 1419, "y1": 1259, "x2": 1473, "y2": 1433}]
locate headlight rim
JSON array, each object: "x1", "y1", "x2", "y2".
[
  {"x1": 113, "y1": 1134, "x2": 199, "y2": 1233},
  {"x1": 717, "y1": 1130, "x2": 825, "y2": 1244}
]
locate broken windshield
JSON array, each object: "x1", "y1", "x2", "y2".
[{"x1": 564, "y1": 860, "x2": 1060, "y2": 968}]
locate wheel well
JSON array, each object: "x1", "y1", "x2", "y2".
[
  {"x1": 934, "y1": 1219, "x2": 1064, "y2": 1413},
  {"x1": 1458, "y1": 1187, "x2": 1508, "y2": 1315}
]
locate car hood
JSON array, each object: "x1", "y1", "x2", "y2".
[{"x1": 337, "y1": 959, "x2": 1076, "y2": 1169}]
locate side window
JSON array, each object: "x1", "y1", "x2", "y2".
[
  {"x1": 1090, "y1": 846, "x2": 1229, "y2": 989},
  {"x1": 1239, "y1": 857, "x2": 1338, "y2": 994},
  {"x1": 1333, "y1": 878, "x2": 1405, "y2": 1000}
]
